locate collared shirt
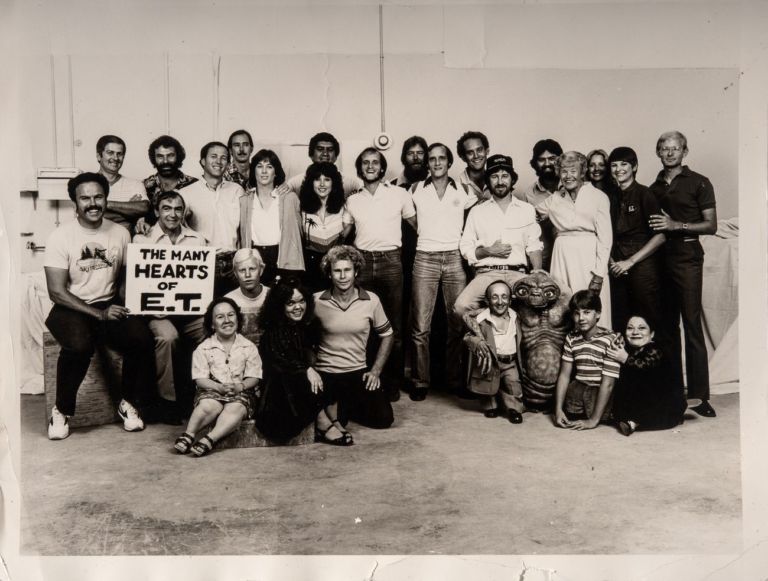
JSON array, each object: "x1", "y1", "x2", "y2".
[
  {"x1": 313, "y1": 287, "x2": 392, "y2": 373},
  {"x1": 343, "y1": 182, "x2": 416, "y2": 251},
  {"x1": 460, "y1": 196, "x2": 543, "y2": 266},
  {"x1": 610, "y1": 180, "x2": 660, "y2": 251},
  {"x1": 561, "y1": 327, "x2": 620, "y2": 388},
  {"x1": 390, "y1": 173, "x2": 413, "y2": 190},
  {"x1": 132, "y1": 223, "x2": 207, "y2": 246},
  {"x1": 459, "y1": 169, "x2": 491, "y2": 203},
  {"x1": 179, "y1": 178, "x2": 243, "y2": 252},
  {"x1": 44, "y1": 218, "x2": 129, "y2": 304},
  {"x1": 476, "y1": 308, "x2": 517, "y2": 356},
  {"x1": 192, "y1": 332, "x2": 262, "y2": 384},
  {"x1": 514, "y1": 181, "x2": 556, "y2": 263},
  {"x1": 142, "y1": 172, "x2": 198, "y2": 208},
  {"x1": 223, "y1": 162, "x2": 249, "y2": 190},
  {"x1": 286, "y1": 171, "x2": 363, "y2": 198},
  {"x1": 248, "y1": 188, "x2": 281, "y2": 246},
  {"x1": 411, "y1": 176, "x2": 475, "y2": 252},
  {"x1": 649, "y1": 165, "x2": 716, "y2": 238}
]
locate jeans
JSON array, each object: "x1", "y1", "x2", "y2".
[
  {"x1": 410, "y1": 250, "x2": 466, "y2": 390},
  {"x1": 45, "y1": 302, "x2": 156, "y2": 416},
  {"x1": 357, "y1": 248, "x2": 404, "y2": 395}
]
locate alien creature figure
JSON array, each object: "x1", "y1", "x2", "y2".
[{"x1": 510, "y1": 272, "x2": 572, "y2": 410}]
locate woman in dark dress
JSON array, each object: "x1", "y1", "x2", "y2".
[
  {"x1": 254, "y1": 279, "x2": 348, "y2": 445},
  {"x1": 606, "y1": 314, "x2": 686, "y2": 436}
]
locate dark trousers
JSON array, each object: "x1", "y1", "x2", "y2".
[
  {"x1": 45, "y1": 302, "x2": 156, "y2": 416},
  {"x1": 610, "y1": 252, "x2": 662, "y2": 334},
  {"x1": 357, "y1": 248, "x2": 404, "y2": 397},
  {"x1": 319, "y1": 369, "x2": 394, "y2": 429},
  {"x1": 659, "y1": 239, "x2": 709, "y2": 400}
]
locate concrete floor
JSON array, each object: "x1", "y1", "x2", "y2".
[{"x1": 20, "y1": 391, "x2": 741, "y2": 555}]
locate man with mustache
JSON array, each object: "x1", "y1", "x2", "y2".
[
  {"x1": 223, "y1": 129, "x2": 253, "y2": 189},
  {"x1": 95, "y1": 135, "x2": 149, "y2": 233},
  {"x1": 142, "y1": 135, "x2": 199, "y2": 214},
  {"x1": 285, "y1": 132, "x2": 363, "y2": 197},
  {"x1": 457, "y1": 131, "x2": 491, "y2": 204},
  {"x1": 133, "y1": 191, "x2": 207, "y2": 423},
  {"x1": 44, "y1": 173, "x2": 156, "y2": 439},
  {"x1": 454, "y1": 154, "x2": 543, "y2": 318},
  {"x1": 514, "y1": 139, "x2": 563, "y2": 271},
  {"x1": 343, "y1": 147, "x2": 416, "y2": 401},
  {"x1": 390, "y1": 135, "x2": 429, "y2": 189}
]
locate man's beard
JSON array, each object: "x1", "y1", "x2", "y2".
[{"x1": 403, "y1": 163, "x2": 428, "y2": 184}]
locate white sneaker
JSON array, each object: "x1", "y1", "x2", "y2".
[
  {"x1": 117, "y1": 399, "x2": 145, "y2": 432},
  {"x1": 48, "y1": 406, "x2": 70, "y2": 440}
]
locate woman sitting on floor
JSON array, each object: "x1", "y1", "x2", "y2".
[
  {"x1": 254, "y1": 278, "x2": 345, "y2": 445},
  {"x1": 174, "y1": 297, "x2": 262, "y2": 456},
  {"x1": 606, "y1": 314, "x2": 686, "y2": 436}
]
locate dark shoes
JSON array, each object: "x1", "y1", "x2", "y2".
[
  {"x1": 483, "y1": 408, "x2": 500, "y2": 418},
  {"x1": 507, "y1": 410, "x2": 523, "y2": 424},
  {"x1": 389, "y1": 389, "x2": 401, "y2": 402},
  {"x1": 618, "y1": 421, "x2": 636, "y2": 436},
  {"x1": 409, "y1": 387, "x2": 428, "y2": 401},
  {"x1": 691, "y1": 401, "x2": 717, "y2": 418}
]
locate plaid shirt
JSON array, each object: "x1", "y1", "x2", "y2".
[
  {"x1": 142, "y1": 172, "x2": 198, "y2": 207},
  {"x1": 223, "y1": 162, "x2": 249, "y2": 189}
]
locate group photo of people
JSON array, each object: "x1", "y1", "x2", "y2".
[{"x1": 43, "y1": 127, "x2": 719, "y2": 454}]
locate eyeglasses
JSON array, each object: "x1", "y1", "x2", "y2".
[{"x1": 659, "y1": 146, "x2": 683, "y2": 154}]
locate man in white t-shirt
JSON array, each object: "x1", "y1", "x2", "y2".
[
  {"x1": 44, "y1": 173, "x2": 156, "y2": 439},
  {"x1": 133, "y1": 191, "x2": 207, "y2": 422},
  {"x1": 342, "y1": 147, "x2": 416, "y2": 401},
  {"x1": 408, "y1": 143, "x2": 476, "y2": 401},
  {"x1": 225, "y1": 248, "x2": 270, "y2": 347},
  {"x1": 95, "y1": 135, "x2": 149, "y2": 233}
]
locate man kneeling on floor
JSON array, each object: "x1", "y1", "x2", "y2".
[
  {"x1": 554, "y1": 290, "x2": 619, "y2": 431},
  {"x1": 462, "y1": 280, "x2": 524, "y2": 424},
  {"x1": 44, "y1": 172, "x2": 156, "y2": 439}
]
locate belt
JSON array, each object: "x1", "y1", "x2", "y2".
[
  {"x1": 359, "y1": 248, "x2": 400, "y2": 257},
  {"x1": 253, "y1": 244, "x2": 278, "y2": 251},
  {"x1": 496, "y1": 353, "x2": 516, "y2": 364},
  {"x1": 477, "y1": 264, "x2": 527, "y2": 273}
]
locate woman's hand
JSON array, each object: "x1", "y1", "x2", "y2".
[
  {"x1": 569, "y1": 418, "x2": 599, "y2": 430},
  {"x1": 362, "y1": 370, "x2": 381, "y2": 391},
  {"x1": 555, "y1": 409, "x2": 571, "y2": 428},
  {"x1": 609, "y1": 259, "x2": 633, "y2": 277},
  {"x1": 307, "y1": 367, "x2": 324, "y2": 394},
  {"x1": 606, "y1": 336, "x2": 629, "y2": 364}
]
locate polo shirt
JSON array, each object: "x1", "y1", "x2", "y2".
[
  {"x1": 132, "y1": 223, "x2": 207, "y2": 246},
  {"x1": 610, "y1": 180, "x2": 660, "y2": 245},
  {"x1": 649, "y1": 165, "x2": 716, "y2": 239},
  {"x1": 411, "y1": 176, "x2": 475, "y2": 252},
  {"x1": 180, "y1": 178, "x2": 243, "y2": 252},
  {"x1": 561, "y1": 327, "x2": 620, "y2": 388},
  {"x1": 313, "y1": 287, "x2": 393, "y2": 373},
  {"x1": 514, "y1": 180, "x2": 554, "y2": 208},
  {"x1": 343, "y1": 182, "x2": 416, "y2": 251},
  {"x1": 460, "y1": 196, "x2": 543, "y2": 266},
  {"x1": 476, "y1": 308, "x2": 517, "y2": 356},
  {"x1": 459, "y1": 169, "x2": 491, "y2": 202}
]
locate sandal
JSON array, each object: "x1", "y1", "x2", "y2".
[
  {"x1": 174, "y1": 432, "x2": 195, "y2": 454},
  {"x1": 328, "y1": 416, "x2": 354, "y2": 445},
  {"x1": 315, "y1": 424, "x2": 354, "y2": 447},
  {"x1": 190, "y1": 435, "x2": 215, "y2": 456}
]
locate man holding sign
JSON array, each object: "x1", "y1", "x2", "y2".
[
  {"x1": 44, "y1": 173, "x2": 156, "y2": 440},
  {"x1": 133, "y1": 191, "x2": 208, "y2": 421}
]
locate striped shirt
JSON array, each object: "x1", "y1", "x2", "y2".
[{"x1": 561, "y1": 327, "x2": 620, "y2": 388}]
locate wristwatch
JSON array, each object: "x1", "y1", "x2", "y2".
[{"x1": 682, "y1": 223, "x2": 689, "y2": 231}]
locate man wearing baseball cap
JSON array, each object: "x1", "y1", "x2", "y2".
[{"x1": 455, "y1": 154, "x2": 543, "y2": 317}]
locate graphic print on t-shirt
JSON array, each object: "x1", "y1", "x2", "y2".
[{"x1": 78, "y1": 242, "x2": 119, "y2": 272}]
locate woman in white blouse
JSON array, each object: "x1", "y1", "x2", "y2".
[
  {"x1": 239, "y1": 149, "x2": 304, "y2": 286},
  {"x1": 298, "y1": 161, "x2": 347, "y2": 291},
  {"x1": 536, "y1": 151, "x2": 613, "y2": 328}
]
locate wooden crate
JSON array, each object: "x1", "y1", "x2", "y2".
[
  {"x1": 201, "y1": 419, "x2": 315, "y2": 448},
  {"x1": 43, "y1": 332, "x2": 122, "y2": 428}
]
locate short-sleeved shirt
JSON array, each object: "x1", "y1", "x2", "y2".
[
  {"x1": 561, "y1": 327, "x2": 620, "y2": 388},
  {"x1": 343, "y1": 182, "x2": 416, "y2": 251},
  {"x1": 459, "y1": 169, "x2": 491, "y2": 203},
  {"x1": 44, "y1": 218, "x2": 129, "y2": 304},
  {"x1": 180, "y1": 178, "x2": 243, "y2": 251},
  {"x1": 143, "y1": 172, "x2": 198, "y2": 208},
  {"x1": 411, "y1": 176, "x2": 475, "y2": 252},
  {"x1": 132, "y1": 223, "x2": 207, "y2": 246},
  {"x1": 223, "y1": 162, "x2": 249, "y2": 190},
  {"x1": 225, "y1": 286, "x2": 270, "y2": 346},
  {"x1": 192, "y1": 333, "x2": 262, "y2": 383},
  {"x1": 610, "y1": 180, "x2": 660, "y2": 258},
  {"x1": 302, "y1": 210, "x2": 345, "y2": 253},
  {"x1": 460, "y1": 196, "x2": 543, "y2": 266},
  {"x1": 649, "y1": 165, "x2": 716, "y2": 239},
  {"x1": 102, "y1": 175, "x2": 148, "y2": 230},
  {"x1": 313, "y1": 287, "x2": 393, "y2": 373}
]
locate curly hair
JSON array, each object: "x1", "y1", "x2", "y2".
[
  {"x1": 258, "y1": 278, "x2": 315, "y2": 330},
  {"x1": 247, "y1": 149, "x2": 286, "y2": 189},
  {"x1": 308, "y1": 132, "x2": 340, "y2": 158},
  {"x1": 320, "y1": 245, "x2": 364, "y2": 279},
  {"x1": 299, "y1": 162, "x2": 345, "y2": 214},
  {"x1": 530, "y1": 139, "x2": 563, "y2": 170},
  {"x1": 202, "y1": 297, "x2": 244, "y2": 338},
  {"x1": 456, "y1": 131, "x2": 489, "y2": 162},
  {"x1": 147, "y1": 135, "x2": 186, "y2": 168},
  {"x1": 556, "y1": 151, "x2": 588, "y2": 179}
]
